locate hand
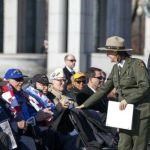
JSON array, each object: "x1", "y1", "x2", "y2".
[
  {"x1": 17, "y1": 120, "x2": 27, "y2": 129},
  {"x1": 43, "y1": 108, "x2": 53, "y2": 115},
  {"x1": 43, "y1": 108, "x2": 54, "y2": 121},
  {"x1": 36, "y1": 110, "x2": 53, "y2": 122},
  {"x1": 119, "y1": 99, "x2": 127, "y2": 110},
  {"x1": 59, "y1": 99, "x2": 70, "y2": 108},
  {"x1": 76, "y1": 104, "x2": 85, "y2": 109}
]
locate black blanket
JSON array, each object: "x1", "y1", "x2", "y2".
[{"x1": 51, "y1": 108, "x2": 118, "y2": 149}]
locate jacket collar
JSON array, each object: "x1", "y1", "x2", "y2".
[{"x1": 119, "y1": 57, "x2": 132, "y2": 76}]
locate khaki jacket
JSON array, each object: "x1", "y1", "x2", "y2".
[
  {"x1": 83, "y1": 57, "x2": 150, "y2": 119},
  {"x1": 48, "y1": 86, "x2": 77, "y2": 107}
]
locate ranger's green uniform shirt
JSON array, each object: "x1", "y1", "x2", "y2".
[{"x1": 83, "y1": 57, "x2": 150, "y2": 119}]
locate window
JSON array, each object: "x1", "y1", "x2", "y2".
[
  {"x1": 95, "y1": 0, "x2": 107, "y2": 52},
  {"x1": 17, "y1": 0, "x2": 48, "y2": 53}
]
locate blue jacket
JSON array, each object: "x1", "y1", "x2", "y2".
[{"x1": 15, "y1": 91, "x2": 37, "y2": 121}]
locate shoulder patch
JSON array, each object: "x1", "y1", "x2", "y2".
[{"x1": 137, "y1": 60, "x2": 145, "y2": 68}]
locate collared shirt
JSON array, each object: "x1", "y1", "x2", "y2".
[
  {"x1": 88, "y1": 85, "x2": 96, "y2": 93},
  {"x1": 66, "y1": 66, "x2": 75, "y2": 74},
  {"x1": 117, "y1": 60, "x2": 125, "y2": 68}
]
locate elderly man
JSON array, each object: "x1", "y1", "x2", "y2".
[
  {"x1": 49, "y1": 68, "x2": 77, "y2": 109},
  {"x1": 30, "y1": 74, "x2": 50, "y2": 94},
  {"x1": 63, "y1": 54, "x2": 76, "y2": 90},
  {"x1": 23, "y1": 74, "x2": 56, "y2": 112}
]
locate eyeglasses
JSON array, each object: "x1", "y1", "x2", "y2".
[
  {"x1": 13, "y1": 78, "x2": 24, "y2": 82},
  {"x1": 67, "y1": 59, "x2": 76, "y2": 62},
  {"x1": 76, "y1": 80, "x2": 86, "y2": 84},
  {"x1": 93, "y1": 76, "x2": 106, "y2": 80},
  {"x1": 56, "y1": 79, "x2": 66, "y2": 82}
]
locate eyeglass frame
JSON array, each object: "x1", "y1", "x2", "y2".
[
  {"x1": 75, "y1": 80, "x2": 86, "y2": 84},
  {"x1": 12, "y1": 78, "x2": 24, "y2": 82},
  {"x1": 93, "y1": 76, "x2": 106, "y2": 81},
  {"x1": 55, "y1": 79, "x2": 67, "y2": 82},
  {"x1": 67, "y1": 59, "x2": 76, "y2": 62}
]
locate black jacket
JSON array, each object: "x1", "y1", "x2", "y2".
[
  {"x1": 76, "y1": 85, "x2": 108, "y2": 113},
  {"x1": 63, "y1": 67, "x2": 75, "y2": 84}
]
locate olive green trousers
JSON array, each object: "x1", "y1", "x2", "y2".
[{"x1": 118, "y1": 117, "x2": 150, "y2": 150}]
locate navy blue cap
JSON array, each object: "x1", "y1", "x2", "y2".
[{"x1": 4, "y1": 68, "x2": 27, "y2": 80}]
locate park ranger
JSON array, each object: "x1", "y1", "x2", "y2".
[{"x1": 77, "y1": 36, "x2": 150, "y2": 150}]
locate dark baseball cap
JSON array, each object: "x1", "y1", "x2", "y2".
[{"x1": 32, "y1": 74, "x2": 50, "y2": 85}]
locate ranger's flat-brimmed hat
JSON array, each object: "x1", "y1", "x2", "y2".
[{"x1": 98, "y1": 36, "x2": 133, "y2": 51}]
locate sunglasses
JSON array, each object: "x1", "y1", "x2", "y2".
[
  {"x1": 76, "y1": 80, "x2": 86, "y2": 84},
  {"x1": 93, "y1": 76, "x2": 106, "y2": 80},
  {"x1": 67, "y1": 59, "x2": 76, "y2": 62},
  {"x1": 13, "y1": 78, "x2": 24, "y2": 82}
]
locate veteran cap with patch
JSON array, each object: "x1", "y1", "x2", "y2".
[
  {"x1": 32, "y1": 74, "x2": 50, "y2": 85},
  {"x1": 50, "y1": 68, "x2": 66, "y2": 80}
]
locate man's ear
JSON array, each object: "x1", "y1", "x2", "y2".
[{"x1": 88, "y1": 78, "x2": 92, "y2": 82}]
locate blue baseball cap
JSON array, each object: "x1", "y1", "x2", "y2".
[{"x1": 4, "y1": 68, "x2": 27, "y2": 80}]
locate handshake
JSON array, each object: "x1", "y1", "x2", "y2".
[{"x1": 59, "y1": 98, "x2": 74, "y2": 109}]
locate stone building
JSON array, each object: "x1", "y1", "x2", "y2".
[{"x1": 0, "y1": 0, "x2": 149, "y2": 77}]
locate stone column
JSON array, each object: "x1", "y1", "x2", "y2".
[
  {"x1": 106, "y1": 0, "x2": 131, "y2": 47},
  {"x1": 0, "y1": 1, "x2": 3, "y2": 52},
  {"x1": 67, "y1": 0, "x2": 95, "y2": 71},
  {"x1": 144, "y1": 17, "x2": 150, "y2": 61},
  {"x1": 47, "y1": 0, "x2": 67, "y2": 74},
  {"x1": 3, "y1": 0, "x2": 18, "y2": 54}
]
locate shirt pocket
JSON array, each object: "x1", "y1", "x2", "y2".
[{"x1": 123, "y1": 76, "x2": 136, "y2": 85}]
